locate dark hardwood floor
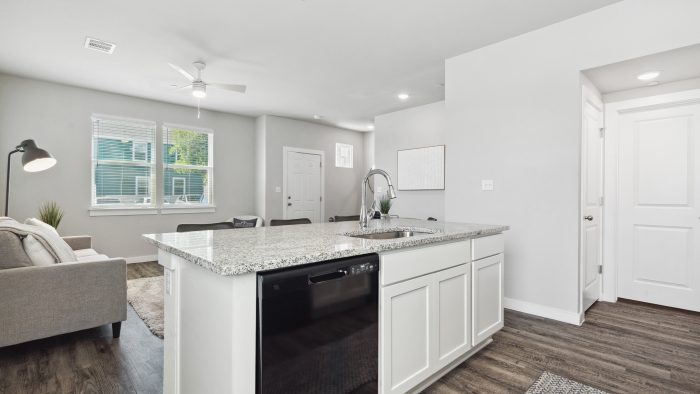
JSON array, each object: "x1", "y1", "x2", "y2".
[
  {"x1": 426, "y1": 299, "x2": 700, "y2": 394},
  {"x1": 1, "y1": 262, "x2": 698, "y2": 393}
]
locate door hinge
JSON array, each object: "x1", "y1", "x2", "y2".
[
  {"x1": 598, "y1": 265, "x2": 603, "y2": 274},
  {"x1": 599, "y1": 127, "x2": 605, "y2": 138},
  {"x1": 320, "y1": 162, "x2": 322, "y2": 168},
  {"x1": 320, "y1": 196, "x2": 323, "y2": 202},
  {"x1": 599, "y1": 196, "x2": 604, "y2": 206}
]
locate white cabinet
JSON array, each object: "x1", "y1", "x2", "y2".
[
  {"x1": 380, "y1": 274, "x2": 433, "y2": 394},
  {"x1": 380, "y1": 236, "x2": 504, "y2": 394},
  {"x1": 434, "y1": 264, "x2": 471, "y2": 369},
  {"x1": 472, "y1": 253, "x2": 504, "y2": 345},
  {"x1": 380, "y1": 264, "x2": 471, "y2": 394}
]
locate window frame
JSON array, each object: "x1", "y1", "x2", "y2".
[
  {"x1": 161, "y1": 123, "x2": 215, "y2": 211},
  {"x1": 89, "y1": 115, "x2": 216, "y2": 216},
  {"x1": 90, "y1": 115, "x2": 157, "y2": 214},
  {"x1": 335, "y1": 142, "x2": 354, "y2": 168}
]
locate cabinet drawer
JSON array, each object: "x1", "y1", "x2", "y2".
[
  {"x1": 471, "y1": 234, "x2": 504, "y2": 261},
  {"x1": 380, "y1": 240, "x2": 470, "y2": 286}
]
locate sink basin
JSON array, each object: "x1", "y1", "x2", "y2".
[{"x1": 349, "y1": 230, "x2": 428, "y2": 240}]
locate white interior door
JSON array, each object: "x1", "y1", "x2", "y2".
[
  {"x1": 286, "y1": 151, "x2": 321, "y2": 222},
  {"x1": 618, "y1": 102, "x2": 700, "y2": 312},
  {"x1": 581, "y1": 92, "x2": 604, "y2": 312}
]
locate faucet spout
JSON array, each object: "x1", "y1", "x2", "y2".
[{"x1": 360, "y1": 168, "x2": 397, "y2": 228}]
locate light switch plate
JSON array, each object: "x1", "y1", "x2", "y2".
[
  {"x1": 481, "y1": 179, "x2": 494, "y2": 191},
  {"x1": 274, "y1": 186, "x2": 281, "y2": 193}
]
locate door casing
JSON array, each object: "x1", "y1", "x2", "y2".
[{"x1": 282, "y1": 146, "x2": 325, "y2": 222}]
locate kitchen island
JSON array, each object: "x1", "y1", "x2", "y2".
[{"x1": 144, "y1": 218, "x2": 508, "y2": 394}]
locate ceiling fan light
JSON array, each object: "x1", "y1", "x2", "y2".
[{"x1": 192, "y1": 84, "x2": 207, "y2": 98}]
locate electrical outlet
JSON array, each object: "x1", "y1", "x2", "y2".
[{"x1": 481, "y1": 179, "x2": 494, "y2": 191}]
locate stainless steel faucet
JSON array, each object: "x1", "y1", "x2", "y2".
[{"x1": 360, "y1": 168, "x2": 397, "y2": 228}]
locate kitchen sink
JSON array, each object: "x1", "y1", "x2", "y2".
[{"x1": 348, "y1": 230, "x2": 430, "y2": 240}]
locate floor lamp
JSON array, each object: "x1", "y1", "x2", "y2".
[{"x1": 5, "y1": 139, "x2": 57, "y2": 216}]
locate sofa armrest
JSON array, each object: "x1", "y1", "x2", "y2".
[
  {"x1": 0, "y1": 258, "x2": 127, "y2": 347},
  {"x1": 62, "y1": 235, "x2": 92, "y2": 251}
]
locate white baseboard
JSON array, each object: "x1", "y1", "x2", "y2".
[
  {"x1": 125, "y1": 254, "x2": 158, "y2": 264},
  {"x1": 504, "y1": 297, "x2": 583, "y2": 326}
]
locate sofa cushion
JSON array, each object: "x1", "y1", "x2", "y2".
[
  {"x1": 77, "y1": 254, "x2": 111, "y2": 262},
  {"x1": 24, "y1": 218, "x2": 60, "y2": 237},
  {"x1": 74, "y1": 248, "x2": 99, "y2": 259},
  {"x1": 233, "y1": 218, "x2": 258, "y2": 228},
  {"x1": 0, "y1": 231, "x2": 33, "y2": 270},
  {"x1": 23, "y1": 234, "x2": 58, "y2": 266}
]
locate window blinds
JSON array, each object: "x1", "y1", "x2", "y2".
[
  {"x1": 91, "y1": 116, "x2": 156, "y2": 207},
  {"x1": 162, "y1": 125, "x2": 213, "y2": 206}
]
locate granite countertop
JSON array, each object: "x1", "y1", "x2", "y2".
[{"x1": 143, "y1": 218, "x2": 509, "y2": 276}]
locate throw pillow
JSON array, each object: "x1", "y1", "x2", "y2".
[
  {"x1": 22, "y1": 234, "x2": 57, "y2": 266},
  {"x1": 0, "y1": 231, "x2": 33, "y2": 269},
  {"x1": 233, "y1": 218, "x2": 258, "y2": 228},
  {"x1": 24, "y1": 218, "x2": 60, "y2": 237}
]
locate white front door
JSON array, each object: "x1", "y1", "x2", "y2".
[
  {"x1": 618, "y1": 102, "x2": 700, "y2": 311},
  {"x1": 286, "y1": 151, "x2": 321, "y2": 222},
  {"x1": 581, "y1": 91, "x2": 604, "y2": 311}
]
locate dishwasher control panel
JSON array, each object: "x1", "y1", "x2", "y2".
[{"x1": 349, "y1": 261, "x2": 378, "y2": 275}]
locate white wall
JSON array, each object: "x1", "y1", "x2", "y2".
[
  {"x1": 445, "y1": 0, "x2": 700, "y2": 319},
  {"x1": 374, "y1": 101, "x2": 446, "y2": 220},
  {"x1": 260, "y1": 115, "x2": 366, "y2": 221},
  {"x1": 0, "y1": 74, "x2": 256, "y2": 260}
]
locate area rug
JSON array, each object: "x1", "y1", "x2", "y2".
[
  {"x1": 526, "y1": 372, "x2": 608, "y2": 394},
  {"x1": 127, "y1": 276, "x2": 164, "y2": 339}
]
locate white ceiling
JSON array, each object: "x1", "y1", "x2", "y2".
[
  {"x1": 584, "y1": 43, "x2": 700, "y2": 94},
  {"x1": 0, "y1": 0, "x2": 619, "y2": 131}
]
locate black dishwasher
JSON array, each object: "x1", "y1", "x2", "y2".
[{"x1": 256, "y1": 254, "x2": 379, "y2": 394}]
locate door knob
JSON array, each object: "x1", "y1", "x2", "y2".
[
  {"x1": 287, "y1": 202, "x2": 292, "y2": 206},
  {"x1": 583, "y1": 215, "x2": 593, "y2": 221}
]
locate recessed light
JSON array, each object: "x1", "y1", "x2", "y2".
[
  {"x1": 647, "y1": 81, "x2": 660, "y2": 86},
  {"x1": 313, "y1": 115, "x2": 322, "y2": 120},
  {"x1": 367, "y1": 124, "x2": 375, "y2": 131},
  {"x1": 637, "y1": 71, "x2": 660, "y2": 81},
  {"x1": 397, "y1": 93, "x2": 410, "y2": 101}
]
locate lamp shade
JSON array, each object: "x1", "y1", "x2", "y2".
[{"x1": 19, "y1": 139, "x2": 56, "y2": 173}]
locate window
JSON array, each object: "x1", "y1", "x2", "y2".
[
  {"x1": 135, "y1": 176, "x2": 150, "y2": 197},
  {"x1": 335, "y1": 143, "x2": 353, "y2": 168},
  {"x1": 91, "y1": 115, "x2": 156, "y2": 208},
  {"x1": 172, "y1": 177, "x2": 186, "y2": 198},
  {"x1": 163, "y1": 125, "x2": 213, "y2": 206},
  {"x1": 133, "y1": 141, "x2": 148, "y2": 162}
]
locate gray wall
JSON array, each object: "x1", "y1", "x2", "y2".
[
  {"x1": 260, "y1": 115, "x2": 366, "y2": 221},
  {"x1": 444, "y1": 0, "x2": 700, "y2": 317},
  {"x1": 374, "y1": 101, "x2": 445, "y2": 220},
  {"x1": 0, "y1": 74, "x2": 256, "y2": 259}
]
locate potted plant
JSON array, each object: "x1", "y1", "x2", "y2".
[
  {"x1": 379, "y1": 196, "x2": 392, "y2": 219},
  {"x1": 38, "y1": 201, "x2": 64, "y2": 230}
]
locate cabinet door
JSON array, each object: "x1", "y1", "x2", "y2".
[
  {"x1": 433, "y1": 264, "x2": 471, "y2": 370},
  {"x1": 472, "y1": 253, "x2": 504, "y2": 345},
  {"x1": 380, "y1": 274, "x2": 433, "y2": 394}
]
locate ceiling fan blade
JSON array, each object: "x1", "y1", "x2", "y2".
[
  {"x1": 168, "y1": 63, "x2": 195, "y2": 82},
  {"x1": 209, "y1": 83, "x2": 247, "y2": 93},
  {"x1": 175, "y1": 84, "x2": 193, "y2": 91}
]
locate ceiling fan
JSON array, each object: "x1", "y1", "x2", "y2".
[{"x1": 168, "y1": 60, "x2": 247, "y2": 99}]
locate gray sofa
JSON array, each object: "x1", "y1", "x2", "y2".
[{"x1": 0, "y1": 235, "x2": 127, "y2": 347}]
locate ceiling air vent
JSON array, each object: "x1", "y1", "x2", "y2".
[{"x1": 84, "y1": 37, "x2": 116, "y2": 54}]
